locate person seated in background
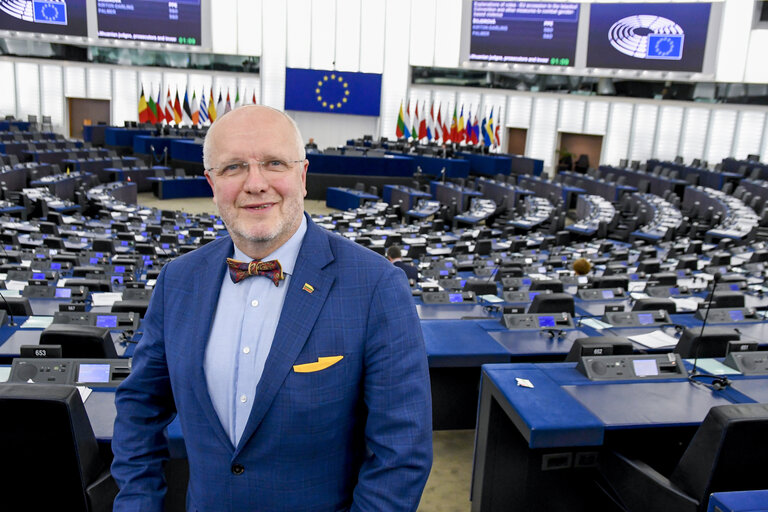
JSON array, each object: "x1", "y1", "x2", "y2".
[
  {"x1": 573, "y1": 257, "x2": 592, "y2": 276},
  {"x1": 304, "y1": 137, "x2": 319, "y2": 153},
  {"x1": 387, "y1": 245, "x2": 419, "y2": 282}
]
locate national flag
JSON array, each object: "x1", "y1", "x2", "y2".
[
  {"x1": 442, "y1": 108, "x2": 450, "y2": 143},
  {"x1": 435, "y1": 103, "x2": 444, "y2": 143},
  {"x1": 494, "y1": 118, "x2": 501, "y2": 149},
  {"x1": 396, "y1": 100, "x2": 410, "y2": 139},
  {"x1": 173, "y1": 89, "x2": 182, "y2": 126},
  {"x1": 225, "y1": 90, "x2": 232, "y2": 113},
  {"x1": 471, "y1": 112, "x2": 480, "y2": 145},
  {"x1": 156, "y1": 88, "x2": 165, "y2": 124},
  {"x1": 404, "y1": 99, "x2": 411, "y2": 139},
  {"x1": 449, "y1": 104, "x2": 458, "y2": 144},
  {"x1": 208, "y1": 89, "x2": 217, "y2": 123},
  {"x1": 465, "y1": 109, "x2": 473, "y2": 144},
  {"x1": 147, "y1": 90, "x2": 158, "y2": 124},
  {"x1": 481, "y1": 114, "x2": 491, "y2": 147},
  {"x1": 488, "y1": 107, "x2": 496, "y2": 147},
  {"x1": 418, "y1": 101, "x2": 427, "y2": 140},
  {"x1": 138, "y1": 86, "x2": 150, "y2": 123},
  {"x1": 191, "y1": 91, "x2": 200, "y2": 126},
  {"x1": 426, "y1": 102, "x2": 434, "y2": 142},
  {"x1": 199, "y1": 90, "x2": 209, "y2": 125},
  {"x1": 164, "y1": 87, "x2": 173, "y2": 125},
  {"x1": 216, "y1": 91, "x2": 225, "y2": 118},
  {"x1": 302, "y1": 283, "x2": 314, "y2": 293},
  {"x1": 458, "y1": 105, "x2": 465, "y2": 144},
  {"x1": 251, "y1": 90, "x2": 257, "y2": 104},
  {"x1": 182, "y1": 87, "x2": 193, "y2": 125},
  {"x1": 413, "y1": 101, "x2": 420, "y2": 140},
  {"x1": 234, "y1": 89, "x2": 240, "y2": 108}
]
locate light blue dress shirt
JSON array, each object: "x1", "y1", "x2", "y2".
[{"x1": 204, "y1": 216, "x2": 307, "y2": 447}]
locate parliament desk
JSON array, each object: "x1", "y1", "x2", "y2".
[
  {"x1": 148, "y1": 176, "x2": 212, "y2": 199},
  {"x1": 104, "y1": 127, "x2": 153, "y2": 149},
  {"x1": 133, "y1": 135, "x2": 190, "y2": 157},
  {"x1": 98, "y1": 166, "x2": 172, "y2": 192},
  {"x1": 470, "y1": 362, "x2": 767, "y2": 512},
  {"x1": 457, "y1": 151, "x2": 513, "y2": 176},
  {"x1": 0, "y1": 120, "x2": 30, "y2": 131},
  {"x1": 169, "y1": 139, "x2": 204, "y2": 164},
  {"x1": 29, "y1": 172, "x2": 92, "y2": 202},
  {"x1": 82, "y1": 125, "x2": 108, "y2": 146},
  {"x1": 307, "y1": 153, "x2": 414, "y2": 177},
  {"x1": 382, "y1": 184, "x2": 431, "y2": 210},
  {"x1": 408, "y1": 154, "x2": 471, "y2": 179},
  {"x1": 325, "y1": 187, "x2": 379, "y2": 211}
]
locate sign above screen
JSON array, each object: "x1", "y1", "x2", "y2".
[
  {"x1": 96, "y1": 0, "x2": 201, "y2": 46},
  {"x1": 0, "y1": 0, "x2": 88, "y2": 36},
  {"x1": 587, "y1": 2, "x2": 711, "y2": 72},
  {"x1": 469, "y1": 1, "x2": 580, "y2": 67}
]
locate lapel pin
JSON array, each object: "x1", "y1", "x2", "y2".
[{"x1": 302, "y1": 283, "x2": 315, "y2": 294}]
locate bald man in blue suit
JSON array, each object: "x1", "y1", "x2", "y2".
[{"x1": 111, "y1": 106, "x2": 432, "y2": 511}]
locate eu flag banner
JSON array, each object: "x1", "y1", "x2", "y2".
[
  {"x1": 34, "y1": 1, "x2": 67, "y2": 25},
  {"x1": 285, "y1": 68, "x2": 382, "y2": 117}
]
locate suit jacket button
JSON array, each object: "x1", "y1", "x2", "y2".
[{"x1": 231, "y1": 463, "x2": 244, "y2": 475}]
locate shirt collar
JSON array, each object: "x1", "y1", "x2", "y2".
[{"x1": 231, "y1": 215, "x2": 307, "y2": 277}]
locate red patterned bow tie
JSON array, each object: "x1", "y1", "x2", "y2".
[{"x1": 226, "y1": 258, "x2": 284, "y2": 286}]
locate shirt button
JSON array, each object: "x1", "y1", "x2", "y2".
[
  {"x1": 231, "y1": 463, "x2": 244, "y2": 475},
  {"x1": 251, "y1": 299, "x2": 259, "y2": 307},
  {"x1": 243, "y1": 346, "x2": 250, "y2": 354},
  {"x1": 240, "y1": 394, "x2": 247, "y2": 403}
]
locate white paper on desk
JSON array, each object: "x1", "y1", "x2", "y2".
[
  {"x1": 61, "y1": 215, "x2": 78, "y2": 225},
  {"x1": 77, "y1": 386, "x2": 93, "y2": 403},
  {"x1": 629, "y1": 330, "x2": 678, "y2": 349},
  {"x1": 20, "y1": 259, "x2": 31, "y2": 268},
  {"x1": 529, "y1": 273, "x2": 548, "y2": 280},
  {"x1": 0, "y1": 366, "x2": 11, "y2": 382},
  {"x1": 671, "y1": 297, "x2": 699, "y2": 312},
  {"x1": 3, "y1": 281, "x2": 26, "y2": 292},
  {"x1": 145, "y1": 279, "x2": 157, "y2": 288},
  {"x1": 21, "y1": 316, "x2": 54, "y2": 329},
  {"x1": 580, "y1": 318, "x2": 612, "y2": 330},
  {"x1": 480, "y1": 294, "x2": 504, "y2": 303},
  {"x1": 91, "y1": 292, "x2": 123, "y2": 307},
  {"x1": 628, "y1": 282, "x2": 647, "y2": 292},
  {"x1": 631, "y1": 292, "x2": 650, "y2": 300}
]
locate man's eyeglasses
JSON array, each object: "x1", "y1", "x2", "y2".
[{"x1": 206, "y1": 159, "x2": 305, "y2": 178}]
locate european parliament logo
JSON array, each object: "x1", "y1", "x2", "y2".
[
  {"x1": 34, "y1": 0, "x2": 66, "y2": 24},
  {"x1": 608, "y1": 15, "x2": 684, "y2": 61},
  {"x1": 285, "y1": 68, "x2": 382, "y2": 117}
]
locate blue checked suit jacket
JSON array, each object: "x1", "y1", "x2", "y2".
[{"x1": 111, "y1": 214, "x2": 432, "y2": 511}]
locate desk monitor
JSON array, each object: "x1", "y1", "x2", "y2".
[
  {"x1": 637, "y1": 313, "x2": 654, "y2": 325},
  {"x1": 538, "y1": 316, "x2": 556, "y2": 328},
  {"x1": 566, "y1": 336, "x2": 633, "y2": 362},
  {"x1": 39, "y1": 324, "x2": 117, "y2": 359},
  {"x1": 674, "y1": 327, "x2": 740, "y2": 359}
]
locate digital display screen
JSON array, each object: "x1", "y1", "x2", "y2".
[
  {"x1": 460, "y1": 279, "x2": 466, "y2": 287},
  {"x1": 445, "y1": 262, "x2": 453, "y2": 268},
  {"x1": 729, "y1": 310, "x2": 744, "y2": 322},
  {"x1": 440, "y1": 270, "x2": 449, "y2": 276},
  {"x1": 96, "y1": 315, "x2": 118, "y2": 328},
  {"x1": 97, "y1": 0, "x2": 201, "y2": 46},
  {"x1": 449, "y1": 293, "x2": 463, "y2": 303},
  {"x1": 630, "y1": 273, "x2": 639, "y2": 281},
  {"x1": 77, "y1": 363, "x2": 111, "y2": 383},
  {"x1": 637, "y1": 313, "x2": 654, "y2": 325},
  {"x1": 90, "y1": 257, "x2": 99, "y2": 264},
  {"x1": 602, "y1": 289, "x2": 615, "y2": 299},
  {"x1": 0, "y1": 0, "x2": 88, "y2": 36},
  {"x1": 54, "y1": 287, "x2": 71, "y2": 298},
  {"x1": 522, "y1": 278, "x2": 532, "y2": 285},
  {"x1": 729, "y1": 284, "x2": 740, "y2": 291},
  {"x1": 632, "y1": 359, "x2": 658, "y2": 377},
  {"x1": 50, "y1": 263, "x2": 61, "y2": 270},
  {"x1": 538, "y1": 315, "x2": 556, "y2": 328},
  {"x1": 111, "y1": 275, "x2": 124, "y2": 284},
  {"x1": 470, "y1": 1, "x2": 579, "y2": 66},
  {"x1": 32, "y1": 272, "x2": 46, "y2": 280},
  {"x1": 114, "y1": 265, "x2": 125, "y2": 274},
  {"x1": 587, "y1": 3, "x2": 711, "y2": 72},
  {"x1": 669, "y1": 287, "x2": 679, "y2": 295}
]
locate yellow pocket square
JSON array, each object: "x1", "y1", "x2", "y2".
[{"x1": 293, "y1": 356, "x2": 344, "y2": 373}]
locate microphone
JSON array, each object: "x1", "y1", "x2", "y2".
[
  {"x1": 0, "y1": 292, "x2": 16, "y2": 326},
  {"x1": 484, "y1": 257, "x2": 502, "y2": 283},
  {"x1": 688, "y1": 271, "x2": 730, "y2": 390}
]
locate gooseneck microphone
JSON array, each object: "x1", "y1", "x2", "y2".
[
  {"x1": 689, "y1": 271, "x2": 730, "y2": 390},
  {"x1": 0, "y1": 292, "x2": 16, "y2": 327}
]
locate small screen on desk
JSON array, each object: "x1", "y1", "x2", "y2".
[
  {"x1": 449, "y1": 293, "x2": 463, "y2": 303},
  {"x1": 632, "y1": 359, "x2": 658, "y2": 377},
  {"x1": 54, "y1": 288, "x2": 72, "y2": 298},
  {"x1": 77, "y1": 364, "x2": 111, "y2": 384},
  {"x1": 669, "y1": 287, "x2": 680, "y2": 295},
  {"x1": 90, "y1": 257, "x2": 99, "y2": 264},
  {"x1": 114, "y1": 265, "x2": 125, "y2": 274},
  {"x1": 96, "y1": 315, "x2": 118, "y2": 328},
  {"x1": 538, "y1": 316, "x2": 556, "y2": 328},
  {"x1": 729, "y1": 310, "x2": 744, "y2": 322},
  {"x1": 460, "y1": 280, "x2": 466, "y2": 287},
  {"x1": 445, "y1": 262, "x2": 453, "y2": 268},
  {"x1": 637, "y1": 313, "x2": 654, "y2": 325},
  {"x1": 602, "y1": 289, "x2": 615, "y2": 299},
  {"x1": 50, "y1": 263, "x2": 61, "y2": 270},
  {"x1": 729, "y1": 284, "x2": 740, "y2": 291},
  {"x1": 538, "y1": 266, "x2": 547, "y2": 273},
  {"x1": 32, "y1": 272, "x2": 45, "y2": 280},
  {"x1": 522, "y1": 278, "x2": 532, "y2": 286},
  {"x1": 439, "y1": 270, "x2": 449, "y2": 276}
]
